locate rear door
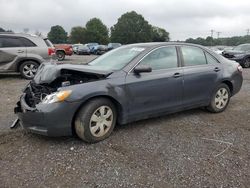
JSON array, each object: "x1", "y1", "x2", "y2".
[
  {"x1": 180, "y1": 45, "x2": 222, "y2": 107},
  {"x1": 125, "y1": 46, "x2": 183, "y2": 119},
  {"x1": 0, "y1": 36, "x2": 27, "y2": 71}
]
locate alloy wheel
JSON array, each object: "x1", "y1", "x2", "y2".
[
  {"x1": 244, "y1": 58, "x2": 250, "y2": 68},
  {"x1": 23, "y1": 64, "x2": 38, "y2": 78}
]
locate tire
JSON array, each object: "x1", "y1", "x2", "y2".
[
  {"x1": 207, "y1": 83, "x2": 231, "y2": 113},
  {"x1": 74, "y1": 98, "x2": 117, "y2": 143},
  {"x1": 19, "y1": 61, "x2": 39, "y2": 79},
  {"x1": 243, "y1": 58, "x2": 250, "y2": 68},
  {"x1": 56, "y1": 51, "x2": 65, "y2": 61}
]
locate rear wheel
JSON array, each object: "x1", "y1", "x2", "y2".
[
  {"x1": 74, "y1": 98, "x2": 117, "y2": 143},
  {"x1": 243, "y1": 58, "x2": 250, "y2": 68},
  {"x1": 56, "y1": 51, "x2": 65, "y2": 61},
  {"x1": 207, "y1": 83, "x2": 230, "y2": 113},
  {"x1": 19, "y1": 61, "x2": 39, "y2": 79}
]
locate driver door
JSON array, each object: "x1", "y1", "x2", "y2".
[{"x1": 125, "y1": 46, "x2": 183, "y2": 120}]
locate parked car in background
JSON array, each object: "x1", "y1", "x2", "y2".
[
  {"x1": 0, "y1": 33, "x2": 55, "y2": 79},
  {"x1": 54, "y1": 44, "x2": 73, "y2": 61},
  {"x1": 222, "y1": 43, "x2": 250, "y2": 68},
  {"x1": 85, "y1": 43, "x2": 99, "y2": 54},
  {"x1": 107, "y1": 43, "x2": 121, "y2": 50},
  {"x1": 15, "y1": 42, "x2": 243, "y2": 142},
  {"x1": 210, "y1": 46, "x2": 233, "y2": 55},
  {"x1": 93, "y1": 45, "x2": 108, "y2": 55},
  {"x1": 72, "y1": 44, "x2": 83, "y2": 54},
  {"x1": 76, "y1": 45, "x2": 91, "y2": 55}
]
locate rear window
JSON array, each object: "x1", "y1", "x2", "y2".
[
  {"x1": 205, "y1": 52, "x2": 219, "y2": 64},
  {"x1": 44, "y1": 39, "x2": 53, "y2": 47},
  {"x1": 181, "y1": 46, "x2": 207, "y2": 66},
  {"x1": 19, "y1": 37, "x2": 36, "y2": 47}
]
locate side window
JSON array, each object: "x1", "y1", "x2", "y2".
[
  {"x1": 19, "y1": 37, "x2": 36, "y2": 47},
  {"x1": 140, "y1": 46, "x2": 178, "y2": 70},
  {"x1": 1, "y1": 37, "x2": 23, "y2": 48},
  {"x1": 205, "y1": 52, "x2": 219, "y2": 64},
  {"x1": 181, "y1": 46, "x2": 207, "y2": 66}
]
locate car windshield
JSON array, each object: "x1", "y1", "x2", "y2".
[
  {"x1": 88, "y1": 46, "x2": 145, "y2": 71},
  {"x1": 234, "y1": 44, "x2": 250, "y2": 51}
]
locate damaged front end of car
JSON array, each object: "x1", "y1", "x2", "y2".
[{"x1": 13, "y1": 62, "x2": 112, "y2": 135}]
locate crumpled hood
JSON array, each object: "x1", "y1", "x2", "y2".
[{"x1": 33, "y1": 62, "x2": 112, "y2": 84}]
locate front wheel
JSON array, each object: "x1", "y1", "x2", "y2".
[
  {"x1": 207, "y1": 83, "x2": 231, "y2": 113},
  {"x1": 74, "y1": 98, "x2": 117, "y2": 143}
]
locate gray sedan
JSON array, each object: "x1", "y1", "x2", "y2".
[{"x1": 14, "y1": 42, "x2": 243, "y2": 142}]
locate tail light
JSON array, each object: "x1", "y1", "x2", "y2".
[
  {"x1": 48, "y1": 47, "x2": 55, "y2": 56},
  {"x1": 237, "y1": 65, "x2": 243, "y2": 73}
]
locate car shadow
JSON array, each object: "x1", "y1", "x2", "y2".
[
  {"x1": 0, "y1": 73, "x2": 22, "y2": 79},
  {"x1": 115, "y1": 108, "x2": 209, "y2": 131},
  {"x1": 10, "y1": 108, "x2": 210, "y2": 145}
]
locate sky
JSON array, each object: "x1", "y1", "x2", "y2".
[{"x1": 0, "y1": 0, "x2": 250, "y2": 41}]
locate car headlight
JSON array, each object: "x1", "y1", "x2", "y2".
[{"x1": 42, "y1": 90, "x2": 72, "y2": 104}]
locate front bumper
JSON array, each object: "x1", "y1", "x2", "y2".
[
  {"x1": 14, "y1": 94, "x2": 81, "y2": 137},
  {"x1": 230, "y1": 57, "x2": 244, "y2": 65}
]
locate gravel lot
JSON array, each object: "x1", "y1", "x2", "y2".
[{"x1": 0, "y1": 55, "x2": 250, "y2": 188}]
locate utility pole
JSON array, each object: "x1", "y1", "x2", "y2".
[
  {"x1": 247, "y1": 29, "x2": 250, "y2": 36},
  {"x1": 216, "y1": 31, "x2": 221, "y2": 38},
  {"x1": 210, "y1": 29, "x2": 215, "y2": 46},
  {"x1": 210, "y1": 29, "x2": 215, "y2": 38}
]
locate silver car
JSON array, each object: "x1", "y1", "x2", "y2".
[{"x1": 0, "y1": 33, "x2": 54, "y2": 79}]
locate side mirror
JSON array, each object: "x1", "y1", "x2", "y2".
[{"x1": 134, "y1": 65, "x2": 152, "y2": 74}]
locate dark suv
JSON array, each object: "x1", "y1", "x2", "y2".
[
  {"x1": 0, "y1": 33, "x2": 55, "y2": 79},
  {"x1": 222, "y1": 43, "x2": 250, "y2": 68}
]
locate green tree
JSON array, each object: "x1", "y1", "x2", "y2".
[
  {"x1": 47, "y1": 25, "x2": 68, "y2": 44},
  {"x1": 0, "y1": 27, "x2": 5, "y2": 32},
  {"x1": 110, "y1": 11, "x2": 153, "y2": 44},
  {"x1": 205, "y1": 36, "x2": 213, "y2": 46},
  {"x1": 69, "y1": 26, "x2": 86, "y2": 44},
  {"x1": 85, "y1": 18, "x2": 109, "y2": 44},
  {"x1": 152, "y1": 26, "x2": 170, "y2": 42}
]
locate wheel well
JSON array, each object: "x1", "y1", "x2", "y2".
[
  {"x1": 222, "y1": 80, "x2": 233, "y2": 94},
  {"x1": 244, "y1": 56, "x2": 250, "y2": 60},
  {"x1": 56, "y1": 50, "x2": 65, "y2": 54},
  {"x1": 16, "y1": 59, "x2": 40, "y2": 72},
  {"x1": 71, "y1": 95, "x2": 123, "y2": 135}
]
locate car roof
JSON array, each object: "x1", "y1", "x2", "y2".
[
  {"x1": 237, "y1": 43, "x2": 250, "y2": 46},
  {"x1": 122, "y1": 42, "x2": 207, "y2": 49},
  {"x1": 0, "y1": 33, "x2": 47, "y2": 39}
]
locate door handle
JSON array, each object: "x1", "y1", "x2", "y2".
[
  {"x1": 214, "y1": 67, "x2": 220, "y2": 72},
  {"x1": 17, "y1": 50, "x2": 24, "y2": 53},
  {"x1": 173, "y1": 72, "x2": 181, "y2": 78}
]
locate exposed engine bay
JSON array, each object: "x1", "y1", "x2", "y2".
[{"x1": 23, "y1": 63, "x2": 111, "y2": 107}]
